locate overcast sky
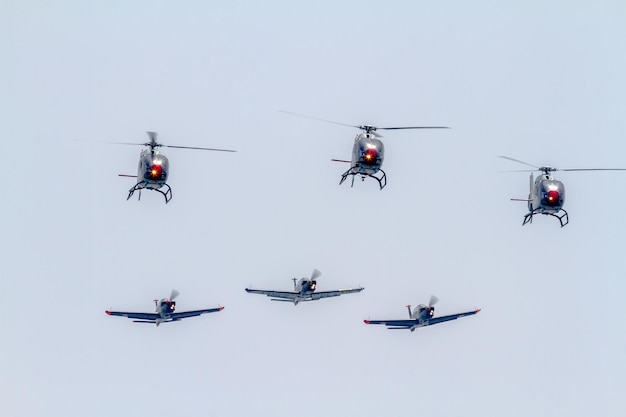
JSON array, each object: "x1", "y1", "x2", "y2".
[{"x1": 1, "y1": 1, "x2": 625, "y2": 416}]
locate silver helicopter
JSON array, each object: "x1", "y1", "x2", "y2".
[
  {"x1": 500, "y1": 156, "x2": 626, "y2": 227},
  {"x1": 116, "y1": 131, "x2": 236, "y2": 203},
  {"x1": 281, "y1": 111, "x2": 448, "y2": 189}
]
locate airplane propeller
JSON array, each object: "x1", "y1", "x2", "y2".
[
  {"x1": 310, "y1": 269, "x2": 322, "y2": 281},
  {"x1": 428, "y1": 295, "x2": 439, "y2": 307},
  {"x1": 169, "y1": 289, "x2": 180, "y2": 301}
]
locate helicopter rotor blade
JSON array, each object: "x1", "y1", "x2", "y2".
[
  {"x1": 428, "y1": 295, "x2": 439, "y2": 307},
  {"x1": 279, "y1": 111, "x2": 358, "y2": 129},
  {"x1": 100, "y1": 141, "x2": 150, "y2": 147},
  {"x1": 310, "y1": 269, "x2": 322, "y2": 281},
  {"x1": 146, "y1": 131, "x2": 158, "y2": 144},
  {"x1": 378, "y1": 126, "x2": 449, "y2": 130},
  {"x1": 559, "y1": 168, "x2": 626, "y2": 172},
  {"x1": 169, "y1": 289, "x2": 180, "y2": 301},
  {"x1": 498, "y1": 156, "x2": 540, "y2": 169},
  {"x1": 164, "y1": 145, "x2": 237, "y2": 152}
]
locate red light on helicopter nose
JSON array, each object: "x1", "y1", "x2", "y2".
[
  {"x1": 547, "y1": 190, "x2": 559, "y2": 205},
  {"x1": 364, "y1": 148, "x2": 378, "y2": 164},
  {"x1": 149, "y1": 164, "x2": 162, "y2": 179}
]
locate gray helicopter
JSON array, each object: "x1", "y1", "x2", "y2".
[
  {"x1": 117, "y1": 131, "x2": 236, "y2": 203},
  {"x1": 281, "y1": 111, "x2": 448, "y2": 189},
  {"x1": 500, "y1": 156, "x2": 626, "y2": 227}
]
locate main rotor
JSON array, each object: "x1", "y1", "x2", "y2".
[
  {"x1": 106, "y1": 131, "x2": 237, "y2": 153},
  {"x1": 498, "y1": 156, "x2": 626, "y2": 175},
  {"x1": 280, "y1": 111, "x2": 449, "y2": 137}
]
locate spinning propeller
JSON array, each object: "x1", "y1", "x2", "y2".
[
  {"x1": 428, "y1": 294, "x2": 439, "y2": 307},
  {"x1": 280, "y1": 111, "x2": 449, "y2": 137},
  {"x1": 169, "y1": 289, "x2": 180, "y2": 302}
]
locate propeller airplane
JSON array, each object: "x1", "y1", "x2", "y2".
[
  {"x1": 105, "y1": 289, "x2": 224, "y2": 326},
  {"x1": 115, "y1": 131, "x2": 236, "y2": 203},
  {"x1": 280, "y1": 111, "x2": 448, "y2": 189},
  {"x1": 364, "y1": 295, "x2": 480, "y2": 332},
  {"x1": 500, "y1": 156, "x2": 626, "y2": 227},
  {"x1": 245, "y1": 269, "x2": 364, "y2": 305}
]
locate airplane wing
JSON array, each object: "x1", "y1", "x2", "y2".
[
  {"x1": 105, "y1": 310, "x2": 159, "y2": 321},
  {"x1": 426, "y1": 309, "x2": 480, "y2": 326},
  {"x1": 245, "y1": 288, "x2": 298, "y2": 300},
  {"x1": 310, "y1": 287, "x2": 364, "y2": 300},
  {"x1": 364, "y1": 309, "x2": 480, "y2": 330},
  {"x1": 169, "y1": 306, "x2": 224, "y2": 320},
  {"x1": 364, "y1": 319, "x2": 417, "y2": 329}
]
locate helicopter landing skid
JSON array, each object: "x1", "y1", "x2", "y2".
[
  {"x1": 339, "y1": 167, "x2": 387, "y2": 190},
  {"x1": 127, "y1": 182, "x2": 172, "y2": 204},
  {"x1": 523, "y1": 208, "x2": 569, "y2": 227}
]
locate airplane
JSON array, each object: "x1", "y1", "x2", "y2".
[
  {"x1": 245, "y1": 269, "x2": 364, "y2": 305},
  {"x1": 500, "y1": 156, "x2": 626, "y2": 227},
  {"x1": 115, "y1": 131, "x2": 236, "y2": 203},
  {"x1": 280, "y1": 111, "x2": 448, "y2": 189},
  {"x1": 364, "y1": 295, "x2": 480, "y2": 332},
  {"x1": 105, "y1": 289, "x2": 223, "y2": 326}
]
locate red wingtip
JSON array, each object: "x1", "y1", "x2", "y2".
[
  {"x1": 105, "y1": 310, "x2": 112, "y2": 315},
  {"x1": 219, "y1": 306, "x2": 225, "y2": 311},
  {"x1": 364, "y1": 319, "x2": 370, "y2": 324},
  {"x1": 476, "y1": 308, "x2": 481, "y2": 313}
]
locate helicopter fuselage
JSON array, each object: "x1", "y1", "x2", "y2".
[
  {"x1": 351, "y1": 133, "x2": 385, "y2": 175},
  {"x1": 530, "y1": 173, "x2": 565, "y2": 213},
  {"x1": 136, "y1": 149, "x2": 170, "y2": 190}
]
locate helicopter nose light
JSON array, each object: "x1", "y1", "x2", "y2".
[
  {"x1": 547, "y1": 190, "x2": 560, "y2": 205},
  {"x1": 363, "y1": 148, "x2": 378, "y2": 165},
  {"x1": 149, "y1": 164, "x2": 163, "y2": 179}
]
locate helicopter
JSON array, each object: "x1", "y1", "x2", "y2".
[
  {"x1": 116, "y1": 131, "x2": 236, "y2": 203},
  {"x1": 280, "y1": 111, "x2": 448, "y2": 189},
  {"x1": 500, "y1": 156, "x2": 626, "y2": 227}
]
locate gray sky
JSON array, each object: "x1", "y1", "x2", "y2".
[{"x1": 1, "y1": 1, "x2": 625, "y2": 416}]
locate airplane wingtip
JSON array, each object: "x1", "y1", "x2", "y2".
[
  {"x1": 219, "y1": 306, "x2": 225, "y2": 311},
  {"x1": 363, "y1": 319, "x2": 370, "y2": 324},
  {"x1": 476, "y1": 308, "x2": 481, "y2": 313},
  {"x1": 105, "y1": 310, "x2": 112, "y2": 315}
]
